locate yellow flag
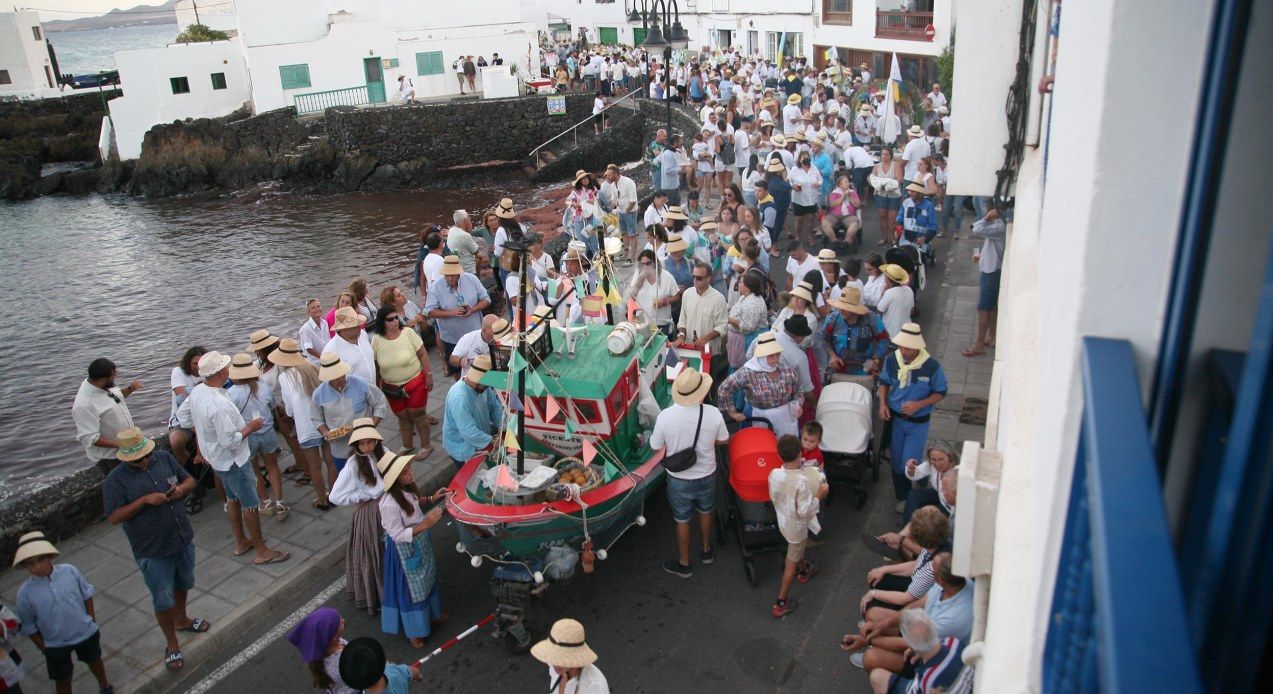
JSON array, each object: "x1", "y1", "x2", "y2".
[
  {"x1": 504, "y1": 429, "x2": 520, "y2": 451},
  {"x1": 603, "y1": 284, "x2": 622, "y2": 305}
]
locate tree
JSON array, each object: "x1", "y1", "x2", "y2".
[
  {"x1": 937, "y1": 27, "x2": 955, "y2": 100},
  {"x1": 175, "y1": 24, "x2": 229, "y2": 44}
]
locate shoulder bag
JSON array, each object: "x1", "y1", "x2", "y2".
[{"x1": 661, "y1": 405, "x2": 704, "y2": 473}]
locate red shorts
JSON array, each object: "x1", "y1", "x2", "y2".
[{"x1": 386, "y1": 370, "x2": 429, "y2": 414}]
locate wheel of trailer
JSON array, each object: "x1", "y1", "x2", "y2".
[
  {"x1": 504, "y1": 630, "x2": 533, "y2": 655},
  {"x1": 744, "y1": 559, "x2": 758, "y2": 586}
]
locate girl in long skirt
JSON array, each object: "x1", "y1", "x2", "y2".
[
  {"x1": 377, "y1": 452, "x2": 447, "y2": 647},
  {"x1": 328, "y1": 418, "x2": 386, "y2": 615}
]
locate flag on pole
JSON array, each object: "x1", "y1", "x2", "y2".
[
  {"x1": 504, "y1": 428, "x2": 520, "y2": 451},
  {"x1": 581, "y1": 439, "x2": 597, "y2": 466},
  {"x1": 881, "y1": 53, "x2": 903, "y2": 144},
  {"x1": 564, "y1": 418, "x2": 578, "y2": 436},
  {"x1": 545, "y1": 395, "x2": 561, "y2": 422},
  {"x1": 775, "y1": 32, "x2": 787, "y2": 67},
  {"x1": 509, "y1": 349, "x2": 528, "y2": 372}
]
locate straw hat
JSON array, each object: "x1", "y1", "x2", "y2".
[
  {"x1": 331, "y1": 306, "x2": 364, "y2": 331},
  {"x1": 907, "y1": 125, "x2": 923, "y2": 137},
  {"x1": 906, "y1": 181, "x2": 928, "y2": 194},
  {"x1": 465, "y1": 353, "x2": 492, "y2": 386},
  {"x1": 666, "y1": 233, "x2": 688, "y2": 254},
  {"x1": 530, "y1": 619, "x2": 598, "y2": 669},
  {"x1": 881, "y1": 263, "x2": 911, "y2": 286},
  {"x1": 759, "y1": 98, "x2": 776, "y2": 110},
  {"x1": 766, "y1": 160, "x2": 786, "y2": 173},
  {"x1": 440, "y1": 255, "x2": 463, "y2": 276},
  {"x1": 248, "y1": 329, "x2": 280, "y2": 352},
  {"x1": 573, "y1": 169, "x2": 592, "y2": 186},
  {"x1": 604, "y1": 236, "x2": 624, "y2": 257},
  {"x1": 268, "y1": 338, "x2": 308, "y2": 367},
  {"x1": 893, "y1": 322, "x2": 926, "y2": 350},
  {"x1": 790, "y1": 284, "x2": 815, "y2": 305},
  {"x1": 490, "y1": 318, "x2": 513, "y2": 340},
  {"x1": 562, "y1": 246, "x2": 585, "y2": 264},
  {"x1": 671, "y1": 367, "x2": 712, "y2": 406},
  {"x1": 197, "y1": 350, "x2": 232, "y2": 378},
  {"x1": 783, "y1": 313, "x2": 812, "y2": 337},
  {"x1": 786, "y1": 93, "x2": 801, "y2": 105},
  {"x1": 115, "y1": 426, "x2": 155, "y2": 462},
  {"x1": 791, "y1": 131, "x2": 807, "y2": 142},
  {"x1": 379, "y1": 450, "x2": 417, "y2": 489},
  {"x1": 318, "y1": 352, "x2": 351, "y2": 381},
  {"x1": 816, "y1": 248, "x2": 840, "y2": 265},
  {"x1": 494, "y1": 197, "x2": 517, "y2": 219},
  {"x1": 698, "y1": 217, "x2": 718, "y2": 231},
  {"x1": 858, "y1": 104, "x2": 874, "y2": 114},
  {"x1": 11, "y1": 531, "x2": 59, "y2": 568},
  {"x1": 348, "y1": 417, "x2": 382, "y2": 445},
  {"x1": 937, "y1": 105, "x2": 949, "y2": 115},
  {"x1": 769, "y1": 134, "x2": 786, "y2": 147},
  {"x1": 663, "y1": 205, "x2": 688, "y2": 221},
  {"x1": 229, "y1": 352, "x2": 261, "y2": 380},
  {"x1": 812, "y1": 130, "x2": 829, "y2": 142},
  {"x1": 830, "y1": 286, "x2": 869, "y2": 315},
  {"x1": 753, "y1": 331, "x2": 784, "y2": 357}
]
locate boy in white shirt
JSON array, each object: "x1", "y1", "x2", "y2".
[{"x1": 769, "y1": 434, "x2": 828, "y2": 617}]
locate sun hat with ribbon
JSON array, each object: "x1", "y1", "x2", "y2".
[
  {"x1": 893, "y1": 322, "x2": 926, "y2": 350},
  {"x1": 318, "y1": 352, "x2": 351, "y2": 382},
  {"x1": 881, "y1": 263, "x2": 911, "y2": 286},
  {"x1": 440, "y1": 255, "x2": 463, "y2": 276},
  {"x1": 792, "y1": 130, "x2": 808, "y2": 142},
  {"x1": 465, "y1": 353, "x2": 492, "y2": 386},
  {"x1": 698, "y1": 217, "x2": 718, "y2": 232},
  {"x1": 573, "y1": 170, "x2": 593, "y2": 186},
  {"x1": 816, "y1": 248, "x2": 840, "y2": 265},
  {"x1": 859, "y1": 104, "x2": 874, "y2": 114},
  {"x1": 766, "y1": 160, "x2": 786, "y2": 173},
  {"x1": 331, "y1": 306, "x2": 364, "y2": 331},
  {"x1": 662, "y1": 205, "x2": 688, "y2": 221},
  {"x1": 769, "y1": 134, "x2": 786, "y2": 148},
  {"x1": 12, "y1": 531, "x2": 59, "y2": 568},
  {"x1": 197, "y1": 350, "x2": 232, "y2": 379},
  {"x1": 907, "y1": 125, "x2": 924, "y2": 137},
  {"x1": 906, "y1": 181, "x2": 929, "y2": 195},
  {"x1": 789, "y1": 284, "x2": 815, "y2": 305},
  {"x1": 666, "y1": 233, "x2": 688, "y2": 254},
  {"x1": 379, "y1": 450, "x2": 416, "y2": 489},
  {"x1": 115, "y1": 426, "x2": 155, "y2": 462},
  {"x1": 348, "y1": 417, "x2": 382, "y2": 445},
  {"x1": 490, "y1": 318, "x2": 513, "y2": 341},
  {"x1": 248, "y1": 329, "x2": 280, "y2": 352},
  {"x1": 530, "y1": 619, "x2": 599, "y2": 669},
  {"x1": 752, "y1": 331, "x2": 784, "y2": 357},
  {"x1": 786, "y1": 93, "x2": 801, "y2": 105},
  {"x1": 268, "y1": 338, "x2": 308, "y2": 367},
  {"x1": 494, "y1": 197, "x2": 517, "y2": 219},
  {"x1": 830, "y1": 286, "x2": 870, "y2": 315},
  {"x1": 229, "y1": 352, "x2": 261, "y2": 381},
  {"x1": 671, "y1": 367, "x2": 713, "y2": 406}
]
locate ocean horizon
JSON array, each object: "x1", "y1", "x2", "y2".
[{"x1": 47, "y1": 23, "x2": 180, "y2": 75}]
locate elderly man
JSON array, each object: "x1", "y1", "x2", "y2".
[
  {"x1": 900, "y1": 125, "x2": 931, "y2": 190},
  {"x1": 865, "y1": 608, "x2": 968, "y2": 694},
  {"x1": 878, "y1": 323, "x2": 948, "y2": 510},
  {"x1": 323, "y1": 306, "x2": 375, "y2": 384},
  {"x1": 824, "y1": 288, "x2": 890, "y2": 378},
  {"x1": 447, "y1": 209, "x2": 481, "y2": 274},
  {"x1": 601, "y1": 163, "x2": 640, "y2": 264},
  {"x1": 311, "y1": 353, "x2": 387, "y2": 473},
  {"x1": 425, "y1": 255, "x2": 492, "y2": 379},
  {"x1": 72, "y1": 358, "x2": 142, "y2": 474},
  {"x1": 449, "y1": 315, "x2": 513, "y2": 378},
  {"x1": 896, "y1": 182, "x2": 939, "y2": 261},
  {"x1": 102, "y1": 427, "x2": 203, "y2": 671},
  {"x1": 177, "y1": 351, "x2": 289, "y2": 565},
  {"x1": 442, "y1": 354, "x2": 505, "y2": 468}
]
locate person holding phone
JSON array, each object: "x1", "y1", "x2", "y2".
[{"x1": 377, "y1": 453, "x2": 448, "y2": 648}]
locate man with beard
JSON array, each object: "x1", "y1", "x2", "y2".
[{"x1": 72, "y1": 357, "x2": 143, "y2": 475}]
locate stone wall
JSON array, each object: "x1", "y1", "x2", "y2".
[
  {"x1": 530, "y1": 108, "x2": 646, "y2": 184},
  {"x1": 0, "y1": 90, "x2": 120, "y2": 200}
]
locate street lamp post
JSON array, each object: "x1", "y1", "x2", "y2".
[{"x1": 627, "y1": 0, "x2": 690, "y2": 138}]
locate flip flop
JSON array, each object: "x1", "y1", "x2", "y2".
[
  {"x1": 283, "y1": 464, "x2": 304, "y2": 475},
  {"x1": 293, "y1": 475, "x2": 312, "y2": 487},
  {"x1": 962, "y1": 348, "x2": 986, "y2": 357},
  {"x1": 312, "y1": 499, "x2": 332, "y2": 512},
  {"x1": 178, "y1": 618, "x2": 210, "y2": 633},
  {"x1": 164, "y1": 648, "x2": 184, "y2": 671},
  {"x1": 233, "y1": 544, "x2": 252, "y2": 557},
  {"x1": 254, "y1": 551, "x2": 290, "y2": 565}
]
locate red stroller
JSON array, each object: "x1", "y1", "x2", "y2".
[{"x1": 719, "y1": 417, "x2": 789, "y2": 585}]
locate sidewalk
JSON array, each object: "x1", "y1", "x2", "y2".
[{"x1": 0, "y1": 359, "x2": 461, "y2": 694}]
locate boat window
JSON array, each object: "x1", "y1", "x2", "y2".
[
  {"x1": 571, "y1": 400, "x2": 603, "y2": 424},
  {"x1": 606, "y1": 384, "x2": 627, "y2": 419}
]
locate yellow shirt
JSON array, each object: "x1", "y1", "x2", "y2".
[{"x1": 371, "y1": 330, "x2": 424, "y2": 385}]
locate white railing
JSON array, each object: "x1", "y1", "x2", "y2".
[{"x1": 527, "y1": 90, "x2": 642, "y2": 168}]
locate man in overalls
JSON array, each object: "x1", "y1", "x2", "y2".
[{"x1": 876, "y1": 323, "x2": 948, "y2": 511}]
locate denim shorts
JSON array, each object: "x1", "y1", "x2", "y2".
[
  {"x1": 978, "y1": 269, "x2": 1002, "y2": 311},
  {"x1": 248, "y1": 430, "x2": 280, "y2": 458},
  {"x1": 137, "y1": 542, "x2": 196, "y2": 612},
  {"x1": 300, "y1": 436, "x2": 324, "y2": 450},
  {"x1": 874, "y1": 195, "x2": 901, "y2": 211},
  {"x1": 666, "y1": 473, "x2": 716, "y2": 522},
  {"x1": 619, "y1": 211, "x2": 639, "y2": 236},
  {"x1": 216, "y1": 461, "x2": 260, "y2": 508}
]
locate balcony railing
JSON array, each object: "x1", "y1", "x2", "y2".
[
  {"x1": 1042, "y1": 338, "x2": 1201, "y2": 693},
  {"x1": 294, "y1": 86, "x2": 370, "y2": 115},
  {"x1": 875, "y1": 10, "x2": 933, "y2": 41}
]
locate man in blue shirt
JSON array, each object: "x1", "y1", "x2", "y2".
[
  {"x1": 896, "y1": 183, "x2": 939, "y2": 261},
  {"x1": 823, "y1": 288, "x2": 890, "y2": 376},
  {"x1": 443, "y1": 354, "x2": 506, "y2": 468},
  {"x1": 425, "y1": 255, "x2": 492, "y2": 378},
  {"x1": 877, "y1": 323, "x2": 947, "y2": 505},
  {"x1": 656, "y1": 134, "x2": 684, "y2": 205}
]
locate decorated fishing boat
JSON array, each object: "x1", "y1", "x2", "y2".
[{"x1": 444, "y1": 234, "x2": 710, "y2": 652}]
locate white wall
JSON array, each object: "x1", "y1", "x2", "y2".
[
  {"x1": 975, "y1": 0, "x2": 1215, "y2": 689},
  {"x1": 0, "y1": 11, "x2": 54, "y2": 93},
  {"x1": 108, "y1": 39, "x2": 251, "y2": 160},
  {"x1": 530, "y1": 0, "x2": 634, "y2": 45},
  {"x1": 175, "y1": 0, "x2": 239, "y2": 34},
  {"x1": 944, "y1": 0, "x2": 1019, "y2": 196}
]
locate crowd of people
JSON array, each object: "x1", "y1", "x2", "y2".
[{"x1": 0, "y1": 43, "x2": 1006, "y2": 694}]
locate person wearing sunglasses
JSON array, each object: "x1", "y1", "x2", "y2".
[
  {"x1": 73, "y1": 358, "x2": 143, "y2": 475},
  {"x1": 675, "y1": 261, "x2": 729, "y2": 390}
]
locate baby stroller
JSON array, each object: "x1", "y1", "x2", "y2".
[
  {"x1": 719, "y1": 417, "x2": 788, "y2": 586},
  {"x1": 816, "y1": 382, "x2": 878, "y2": 509}
]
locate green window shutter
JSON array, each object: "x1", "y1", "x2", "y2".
[
  {"x1": 279, "y1": 64, "x2": 311, "y2": 90},
  {"x1": 416, "y1": 51, "x2": 444, "y2": 76},
  {"x1": 211, "y1": 72, "x2": 227, "y2": 90}
]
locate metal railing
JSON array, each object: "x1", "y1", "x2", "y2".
[
  {"x1": 875, "y1": 10, "x2": 933, "y2": 40},
  {"x1": 1042, "y1": 338, "x2": 1201, "y2": 693},
  {"x1": 527, "y1": 90, "x2": 642, "y2": 168},
  {"x1": 294, "y1": 86, "x2": 370, "y2": 115}
]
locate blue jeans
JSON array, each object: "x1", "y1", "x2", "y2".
[
  {"x1": 743, "y1": 190, "x2": 758, "y2": 209},
  {"x1": 137, "y1": 542, "x2": 196, "y2": 611},
  {"x1": 619, "y1": 211, "x2": 638, "y2": 237},
  {"x1": 216, "y1": 461, "x2": 260, "y2": 508},
  {"x1": 666, "y1": 474, "x2": 716, "y2": 522},
  {"x1": 889, "y1": 416, "x2": 930, "y2": 501},
  {"x1": 942, "y1": 194, "x2": 966, "y2": 233}
]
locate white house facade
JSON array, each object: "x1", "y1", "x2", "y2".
[
  {"x1": 0, "y1": 10, "x2": 58, "y2": 97},
  {"x1": 107, "y1": 38, "x2": 251, "y2": 160},
  {"x1": 175, "y1": 0, "x2": 239, "y2": 35}
]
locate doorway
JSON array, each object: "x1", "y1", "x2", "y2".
[{"x1": 364, "y1": 57, "x2": 385, "y2": 104}]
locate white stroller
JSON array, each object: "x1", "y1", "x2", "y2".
[{"x1": 816, "y1": 382, "x2": 879, "y2": 509}]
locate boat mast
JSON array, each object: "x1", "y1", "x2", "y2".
[
  {"x1": 506, "y1": 234, "x2": 530, "y2": 475},
  {"x1": 595, "y1": 226, "x2": 614, "y2": 326}
]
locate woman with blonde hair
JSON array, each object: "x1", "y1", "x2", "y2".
[
  {"x1": 325, "y1": 291, "x2": 355, "y2": 338},
  {"x1": 270, "y1": 339, "x2": 337, "y2": 510}
]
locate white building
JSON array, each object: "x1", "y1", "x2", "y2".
[
  {"x1": 0, "y1": 10, "x2": 59, "y2": 98},
  {"x1": 107, "y1": 38, "x2": 251, "y2": 160},
  {"x1": 940, "y1": 0, "x2": 1272, "y2": 691},
  {"x1": 236, "y1": 0, "x2": 541, "y2": 113},
  {"x1": 175, "y1": 0, "x2": 239, "y2": 36}
]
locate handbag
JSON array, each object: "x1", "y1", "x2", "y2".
[
  {"x1": 661, "y1": 405, "x2": 704, "y2": 473},
  {"x1": 379, "y1": 380, "x2": 410, "y2": 400}
]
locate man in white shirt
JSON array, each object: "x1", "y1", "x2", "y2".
[
  {"x1": 450, "y1": 316, "x2": 512, "y2": 378},
  {"x1": 901, "y1": 125, "x2": 931, "y2": 186},
  {"x1": 396, "y1": 75, "x2": 416, "y2": 103},
  {"x1": 447, "y1": 209, "x2": 481, "y2": 275},
  {"x1": 782, "y1": 93, "x2": 803, "y2": 135},
  {"x1": 675, "y1": 261, "x2": 728, "y2": 361},
  {"x1": 72, "y1": 357, "x2": 141, "y2": 473},
  {"x1": 651, "y1": 367, "x2": 731, "y2": 578},
  {"x1": 418, "y1": 231, "x2": 446, "y2": 304},
  {"x1": 926, "y1": 83, "x2": 948, "y2": 113},
  {"x1": 784, "y1": 240, "x2": 822, "y2": 292},
  {"x1": 323, "y1": 307, "x2": 377, "y2": 384},
  {"x1": 177, "y1": 351, "x2": 289, "y2": 565},
  {"x1": 877, "y1": 265, "x2": 916, "y2": 339},
  {"x1": 601, "y1": 163, "x2": 640, "y2": 263},
  {"x1": 733, "y1": 120, "x2": 753, "y2": 177},
  {"x1": 859, "y1": 63, "x2": 872, "y2": 83},
  {"x1": 298, "y1": 298, "x2": 330, "y2": 365},
  {"x1": 854, "y1": 106, "x2": 877, "y2": 146},
  {"x1": 843, "y1": 141, "x2": 876, "y2": 195}
]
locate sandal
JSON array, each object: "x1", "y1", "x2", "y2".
[
  {"x1": 274, "y1": 501, "x2": 291, "y2": 521},
  {"x1": 962, "y1": 347, "x2": 987, "y2": 358},
  {"x1": 254, "y1": 550, "x2": 291, "y2": 565},
  {"x1": 312, "y1": 499, "x2": 332, "y2": 512},
  {"x1": 283, "y1": 464, "x2": 304, "y2": 475},
  {"x1": 178, "y1": 618, "x2": 211, "y2": 633},
  {"x1": 293, "y1": 474, "x2": 312, "y2": 487},
  {"x1": 164, "y1": 648, "x2": 184, "y2": 671}
]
